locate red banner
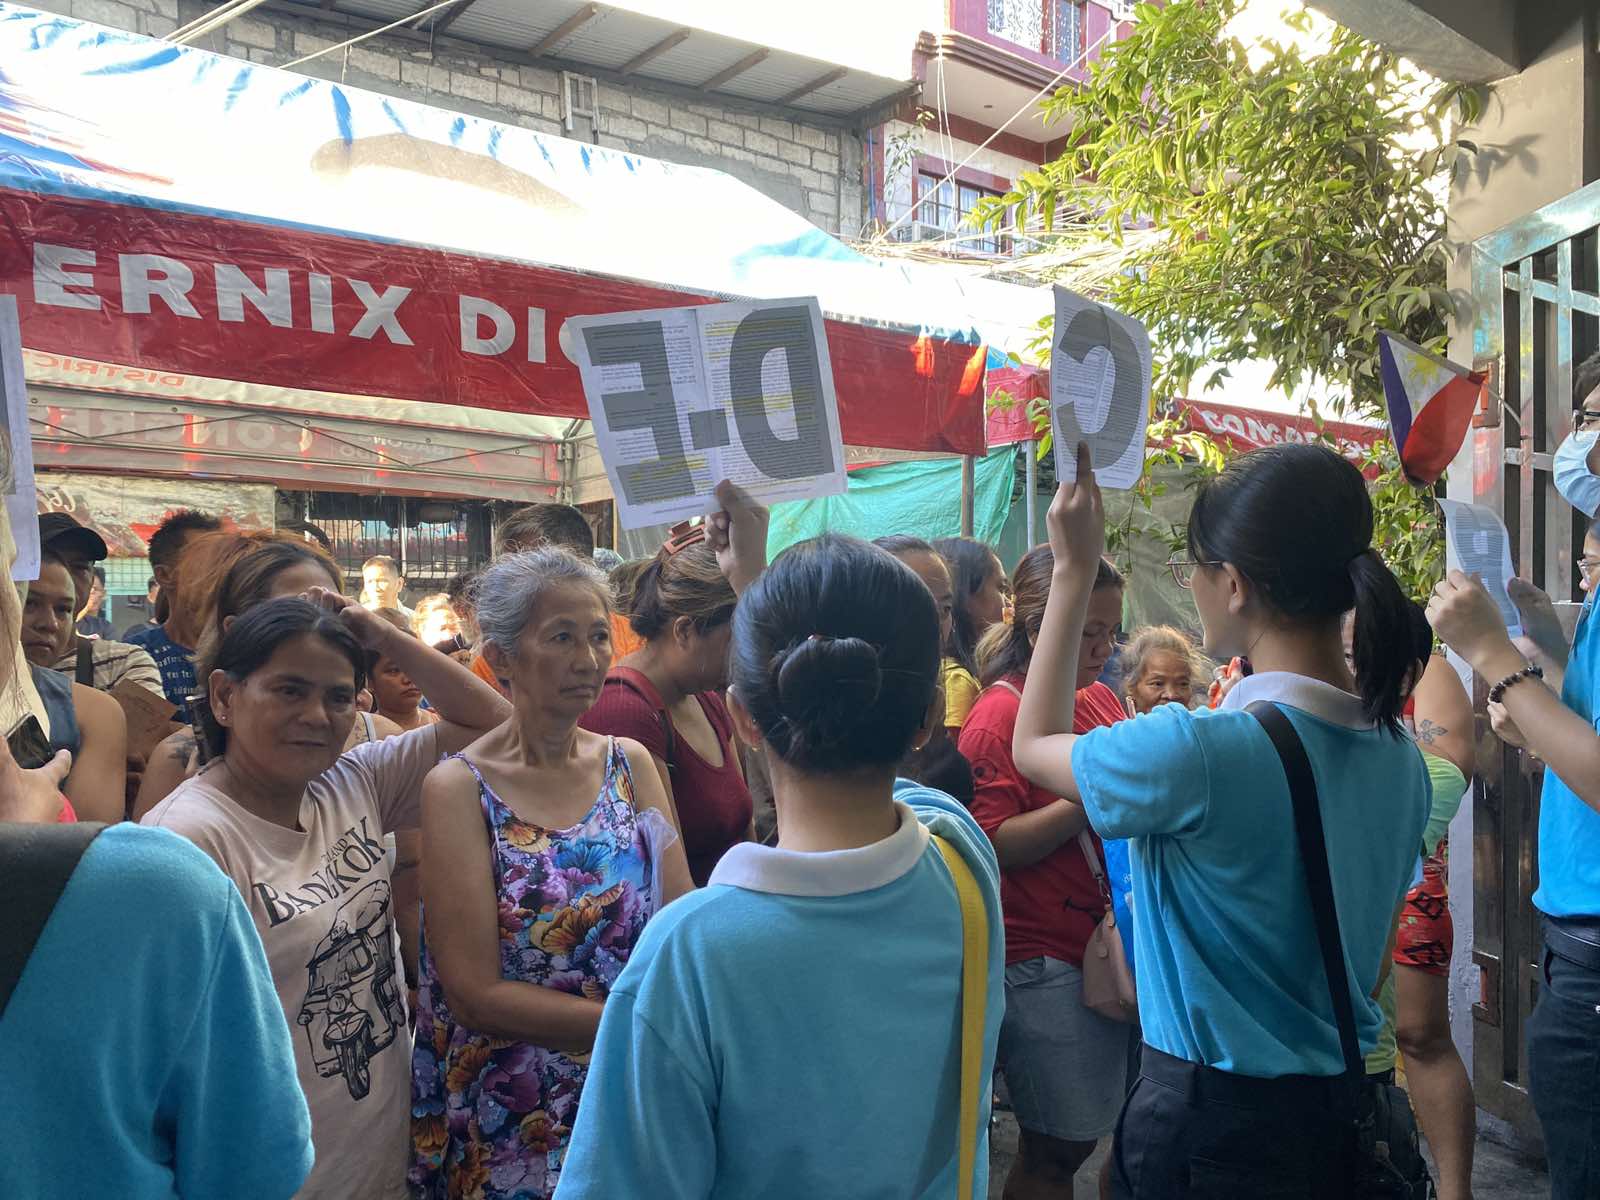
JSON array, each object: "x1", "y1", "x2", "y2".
[
  {"x1": 1175, "y1": 399, "x2": 1383, "y2": 469},
  {"x1": 0, "y1": 188, "x2": 987, "y2": 455}
]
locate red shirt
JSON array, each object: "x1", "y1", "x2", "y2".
[
  {"x1": 959, "y1": 676, "x2": 1127, "y2": 967},
  {"x1": 579, "y1": 671, "x2": 752, "y2": 887}
]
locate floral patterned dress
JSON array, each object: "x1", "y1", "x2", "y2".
[{"x1": 410, "y1": 739, "x2": 657, "y2": 1199}]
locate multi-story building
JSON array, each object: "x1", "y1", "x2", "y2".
[
  {"x1": 14, "y1": 0, "x2": 1135, "y2": 603},
  {"x1": 872, "y1": 1, "x2": 1135, "y2": 256},
  {"x1": 45, "y1": 0, "x2": 1134, "y2": 243}
]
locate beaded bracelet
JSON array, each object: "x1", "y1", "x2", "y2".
[{"x1": 1488, "y1": 663, "x2": 1544, "y2": 704}]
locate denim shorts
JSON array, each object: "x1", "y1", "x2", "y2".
[{"x1": 996, "y1": 956, "x2": 1132, "y2": 1142}]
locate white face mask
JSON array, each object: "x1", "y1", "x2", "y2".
[{"x1": 1554, "y1": 430, "x2": 1600, "y2": 517}]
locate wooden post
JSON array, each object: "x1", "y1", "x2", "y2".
[
  {"x1": 960, "y1": 455, "x2": 975, "y2": 537},
  {"x1": 1024, "y1": 441, "x2": 1038, "y2": 547}
]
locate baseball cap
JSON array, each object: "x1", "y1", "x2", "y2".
[{"x1": 38, "y1": 512, "x2": 109, "y2": 561}]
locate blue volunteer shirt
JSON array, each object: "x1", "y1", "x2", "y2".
[
  {"x1": 0, "y1": 824, "x2": 313, "y2": 1199},
  {"x1": 1070, "y1": 673, "x2": 1429, "y2": 1078},
  {"x1": 1534, "y1": 594, "x2": 1600, "y2": 917},
  {"x1": 126, "y1": 623, "x2": 197, "y2": 722},
  {"x1": 554, "y1": 782, "x2": 1005, "y2": 1200}
]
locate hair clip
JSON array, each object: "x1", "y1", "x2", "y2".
[{"x1": 661, "y1": 521, "x2": 706, "y2": 558}]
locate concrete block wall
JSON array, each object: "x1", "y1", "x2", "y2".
[{"x1": 35, "y1": 0, "x2": 868, "y2": 236}]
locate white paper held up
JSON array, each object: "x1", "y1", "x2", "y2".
[
  {"x1": 0, "y1": 297, "x2": 38, "y2": 583},
  {"x1": 565, "y1": 297, "x2": 846, "y2": 529},
  {"x1": 1049, "y1": 286, "x2": 1152, "y2": 490},
  {"x1": 1438, "y1": 498, "x2": 1522, "y2": 638}
]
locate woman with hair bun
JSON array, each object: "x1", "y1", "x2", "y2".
[
  {"x1": 579, "y1": 520, "x2": 760, "y2": 886},
  {"x1": 558, "y1": 527, "x2": 1004, "y2": 1200},
  {"x1": 1015, "y1": 443, "x2": 1431, "y2": 1198}
]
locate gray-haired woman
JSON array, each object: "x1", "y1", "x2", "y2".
[{"x1": 409, "y1": 546, "x2": 693, "y2": 1200}]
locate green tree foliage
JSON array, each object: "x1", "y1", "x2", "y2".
[{"x1": 978, "y1": 0, "x2": 1483, "y2": 598}]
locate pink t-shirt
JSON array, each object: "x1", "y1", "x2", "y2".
[{"x1": 142, "y1": 725, "x2": 439, "y2": 1200}]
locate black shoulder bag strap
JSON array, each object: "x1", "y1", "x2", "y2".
[
  {"x1": 75, "y1": 636, "x2": 94, "y2": 687},
  {"x1": 1246, "y1": 701, "x2": 1364, "y2": 1080},
  {"x1": 0, "y1": 822, "x2": 107, "y2": 1017}
]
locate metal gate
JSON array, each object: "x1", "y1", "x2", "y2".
[{"x1": 1464, "y1": 177, "x2": 1600, "y2": 1142}]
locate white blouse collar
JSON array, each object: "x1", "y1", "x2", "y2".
[{"x1": 1219, "y1": 670, "x2": 1373, "y2": 730}]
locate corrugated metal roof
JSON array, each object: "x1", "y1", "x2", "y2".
[{"x1": 294, "y1": 0, "x2": 912, "y2": 120}]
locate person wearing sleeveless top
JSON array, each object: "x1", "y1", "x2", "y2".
[
  {"x1": 580, "y1": 523, "x2": 762, "y2": 886},
  {"x1": 20, "y1": 549, "x2": 126, "y2": 821},
  {"x1": 412, "y1": 547, "x2": 693, "y2": 1200}
]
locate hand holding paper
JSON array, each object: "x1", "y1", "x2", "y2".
[
  {"x1": 1049, "y1": 286, "x2": 1152, "y2": 491},
  {"x1": 1427, "y1": 567, "x2": 1522, "y2": 675},
  {"x1": 706, "y1": 479, "x2": 769, "y2": 596},
  {"x1": 1438, "y1": 499, "x2": 1522, "y2": 638}
]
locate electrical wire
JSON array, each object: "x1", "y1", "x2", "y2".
[
  {"x1": 281, "y1": 0, "x2": 461, "y2": 69},
  {"x1": 880, "y1": 23, "x2": 1116, "y2": 244},
  {"x1": 167, "y1": 0, "x2": 271, "y2": 43}
]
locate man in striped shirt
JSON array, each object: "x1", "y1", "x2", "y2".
[{"x1": 38, "y1": 513, "x2": 163, "y2": 698}]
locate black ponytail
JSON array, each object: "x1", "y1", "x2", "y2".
[
  {"x1": 1188, "y1": 443, "x2": 1411, "y2": 733},
  {"x1": 1347, "y1": 549, "x2": 1415, "y2": 730}
]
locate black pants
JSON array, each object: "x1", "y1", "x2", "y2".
[
  {"x1": 1110, "y1": 1045, "x2": 1355, "y2": 1199},
  {"x1": 1530, "y1": 920, "x2": 1600, "y2": 1200}
]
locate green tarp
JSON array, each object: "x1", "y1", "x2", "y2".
[
  {"x1": 765, "y1": 446, "x2": 1201, "y2": 642},
  {"x1": 767, "y1": 446, "x2": 1017, "y2": 558}
]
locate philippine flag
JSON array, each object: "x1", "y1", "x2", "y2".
[{"x1": 1379, "y1": 332, "x2": 1485, "y2": 486}]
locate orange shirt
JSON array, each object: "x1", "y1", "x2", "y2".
[{"x1": 469, "y1": 612, "x2": 644, "y2": 698}]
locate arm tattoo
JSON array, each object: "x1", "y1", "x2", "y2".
[
  {"x1": 167, "y1": 731, "x2": 197, "y2": 765},
  {"x1": 1416, "y1": 718, "x2": 1446, "y2": 746}
]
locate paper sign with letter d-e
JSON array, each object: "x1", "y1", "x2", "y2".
[
  {"x1": 565, "y1": 297, "x2": 847, "y2": 530},
  {"x1": 1049, "y1": 286, "x2": 1152, "y2": 490}
]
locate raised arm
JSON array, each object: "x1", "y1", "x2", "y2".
[
  {"x1": 420, "y1": 758, "x2": 607, "y2": 1050},
  {"x1": 706, "y1": 479, "x2": 769, "y2": 596},
  {"x1": 1012, "y1": 442, "x2": 1104, "y2": 800},
  {"x1": 1430, "y1": 569, "x2": 1600, "y2": 808},
  {"x1": 306, "y1": 586, "x2": 510, "y2": 750}
]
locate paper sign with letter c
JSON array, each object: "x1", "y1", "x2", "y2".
[{"x1": 1049, "y1": 286, "x2": 1152, "y2": 490}]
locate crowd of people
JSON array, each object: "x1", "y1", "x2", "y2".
[{"x1": 13, "y1": 357, "x2": 1600, "y2": 1200}]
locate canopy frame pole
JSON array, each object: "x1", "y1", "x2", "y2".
[
  {"x1": 960, "y1": 455, "x2": 975, "y2": 537},
  {"x1": 1024, "y1": 441, "x2": 1037, "y2": 547}
]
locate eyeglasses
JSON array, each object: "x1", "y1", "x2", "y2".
[
  {"x1": 1167, "y1": 555, "x2": 1219, "y2": 590},
  {"x1": 1578, "y1": 409, "x2": 1600, "y2": 431},
  {"x1": 1581, "y1": 556, "x2": 1600, "y2": 581}
]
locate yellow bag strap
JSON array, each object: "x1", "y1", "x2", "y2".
[{"x1": 932, "y1": 834, "x2": 988, "y2": 1200}]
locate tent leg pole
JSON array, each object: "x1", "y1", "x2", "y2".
[
  {"x1": 1024, "y1": 441, "x2": 1038, "y2": 547},
  {"x1": 960, "y1": 455, "x2": 975, "y2": 537}
]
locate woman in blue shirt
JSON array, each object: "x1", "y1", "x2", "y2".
[
  {"x1": 1430, "y1": 352, "x2": 1600, "y2": 1200},
  {"x1": 557, "y1": 525, "x2": 1005, "y2": 1200},
  {"x1": 1014, "y1": 442, "x2": 1429, "y2": 1199}
]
